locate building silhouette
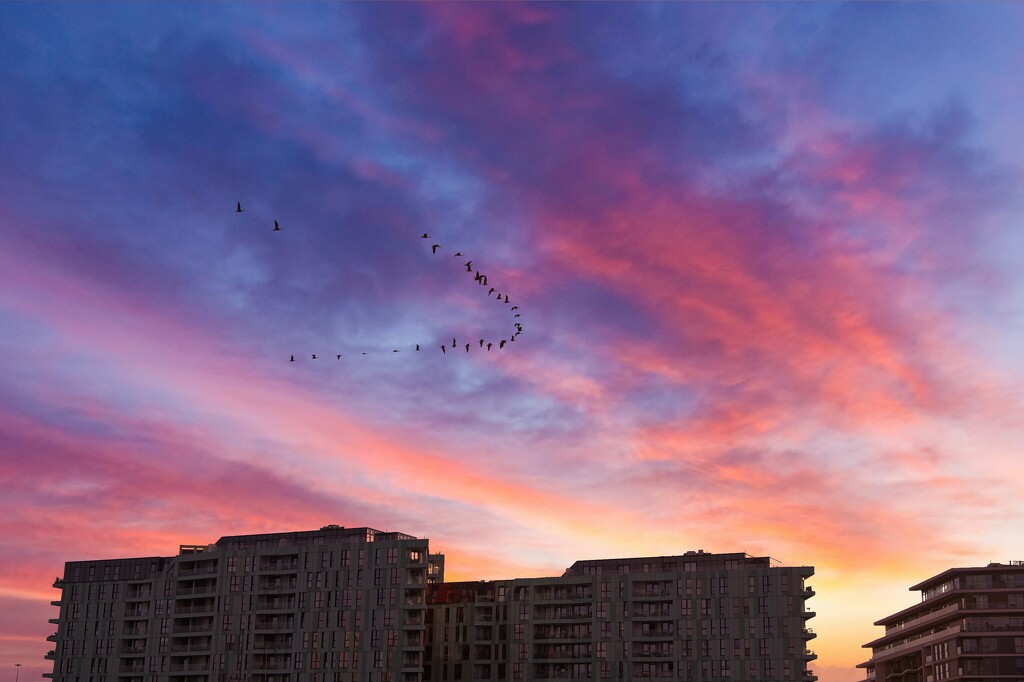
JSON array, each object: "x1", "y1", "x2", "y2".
[
  {"x1": 857, "y1": 561, "x2": 1024, "y2": 682},
  {"x1": 46, "y1": 526, "x2": 816, "y2": 682}
]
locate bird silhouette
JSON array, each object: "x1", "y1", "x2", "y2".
[
  {"x1": 452, "y1": 337, "x2": 457, "y2": 348},
  {"x1": 499, "y1": 340, "x2": 506, "y2": 349},
  {"x1": 511, "y1": 306, "x2": 518, "y2": 311},
  {"x1": 236, "y1": 201, "x2": 243, "y2": 213},
  {"x1": 311, "y1": 353, "x2": 317, "y2": 359},
  {"x1": 481, "y1": 275, "x2": 488, "y2": 285},
  {"x1": 487, "y1": 287, "x2": 495, "y2": 296},
  {"x1": 475, "y1": 273, "x2": 483, "y2": 283},
  {"x1": 514, "y1": 314, "x2": 521, "y2": 318},
  {"x1": 441, "y1": 345, "x2": 446, "y2": 354},
  {"x1": 504, "y1": 295, "x2": 509, "y2": 303},
  {"x1": 274, "y1": 220, "x2": 280, "y2": 232},
  {"x1": 453, "y1": 251, "x2": 462, "y2": 257},
  {"x1": 509, "y1": 335, "x2": 515, "y2": 342},
  {"x1": 393, "y1": 349, "x2": 399, "y2": 353},
  {"x1": 290, "y1": 354, "x2": 294, "y2": 362},
  {"x1": 479, "y1": 339, "x2": 484, "y2": 348},
  {"x1": 416, "y1": 344, "x2": 421, "y2": 351},
  {"x1": 464, "y1": 343, "x2": 470, "y2": 353},
  {"x1": 421, "y1": 233, "x2": 429, "y2": 238},
  {"x1": 432, "y1": 244, "x2": 440, "y2": 254},
  {"x1": 486, "y1": 343, "x2": 492, "y2": 351},
  {"x1": 465, "y1": 261, "x2": 472, "y2": 271}
]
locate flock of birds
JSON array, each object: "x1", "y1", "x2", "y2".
[{"x1": 234, "y1": 201, "x2": 525, "y2": 362}]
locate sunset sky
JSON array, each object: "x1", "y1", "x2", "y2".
[{"x1": 2, "y1": 4, "x2": 1024, "y2": 682}]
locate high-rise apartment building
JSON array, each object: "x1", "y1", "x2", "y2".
[
  {"x1": 46, "y1": 527, "x2": 442, "y2": 682},
  {"x1": 46, "y1": 526, "x2": 816, "y2": 682},
  {"x1": 426, "y1": 552, "x2": 816, "y2": 681},
  {"x1": 857, "y1": 562, "x2": 1024, "y2": 682}
]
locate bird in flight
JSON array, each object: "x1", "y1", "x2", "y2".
[
  {"x1": 441, "y1": 345, "x2": 446, "y2": 354},
  {"x1": 511, "y1": 306, "x2": 518, "y2": 311},
  {"x1": 432, "y1": 244, "x2": 440, "y2": 254},
  {"x1": 421, "y1": 233, "x2": 429, "y2": 238},
  {"x1": 274, "y1": 220, "x2": 280, "y2": 232},
  {"x1": 416, "y1": 344, "x2": 421, "y2": 351},
  {"x1": 504, "y1": 294, "x2": 509, "y2": 303},
  {"x1": 486, "y1": 343, "x2": 493, "y2": 351},
  {"x1": 290, "y1": 354, "x2": 294, "y2": 362},
  {"x1": 499, "y1": 340, "x2": 506, "y2": 349},
  {"x1": 337, "y1": 354, "x2": 342, "y2": 359},
  {"x1": 236, "y1": 201, "x2": 243, "y2": 213},
  {"x1": 488, "y1": 288, "x2": 495, "y2": 296},
  {"x1": 464, "y1": 344, "x2": 470, "y2": 353},
  {"x1": 312, "y1": 353, "x2": 317, "y2": 359},
  {"x1": 465, "y1": 261, "x2": 473, "y2": 271}
]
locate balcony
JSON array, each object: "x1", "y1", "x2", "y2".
[
  {"x1": 168, "y1": 663, "x2": 211, "y2": 673},
  {"x1": 257, "y1": 579, "x2": 297, "y2": 593},
  {"x1": 171, "y1": 643, "x2": 212, "y2": 654},
  {"x1": 258, "y1": 557, "x2": 299, "y2": 572},
  {"x1": 254, "y1": 621, "x2": 295, "y2": 632},
  {"x1": 53, "y1": 578, "x2": 65, "y2": 588},
  {"x1": 804, "y1": 586, "x2": 816, "y2": 598},
  {"x1": 802, "y1": 627, "x2": 817, "y2": 640},
  {"x1": 256, "y1": 601, "x2": 296, "y2": 613},
  {"x1": 631, "y1": 609, "x2": 672, "y2": 620},
  {"x1": 45, "y1": 650, "x2": 56, "y2": 660},
  {"x1": 177, "y1": 564, "x2": 218, "y2": 577},
  {"x1": 51, "y1": 600, "x2": 62, "y2": 607},
  {"x1": 176, "y1": 585, "x2": 216, "y2": 597},
  {"x1": 634, "y1": 628, "x2": 674, "y2": 639},
  {"x1": 175, "y1": 603, "x2": 216, "y2": 616}
]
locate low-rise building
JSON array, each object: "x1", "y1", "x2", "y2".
[{"x1": 857, "y1": 561, "x2": 1024, "y2": 682}]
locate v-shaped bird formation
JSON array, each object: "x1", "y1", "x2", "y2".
[{"x1": 234, "y1": 202, "x2": 525, "y2": 363}]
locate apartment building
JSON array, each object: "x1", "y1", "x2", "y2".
[
  {"x1": 47, "y1": 527, "x2": 816, "y2": 682},
  {"x1": 857, "y1": 561, "x2": 1024, "y2": 682},
  {"x1": 46, "y1": 527, "x2": 443, "y2": 682},
  {"x1": 426, "y1": 552, "x2": 816, "y2": 681}
]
